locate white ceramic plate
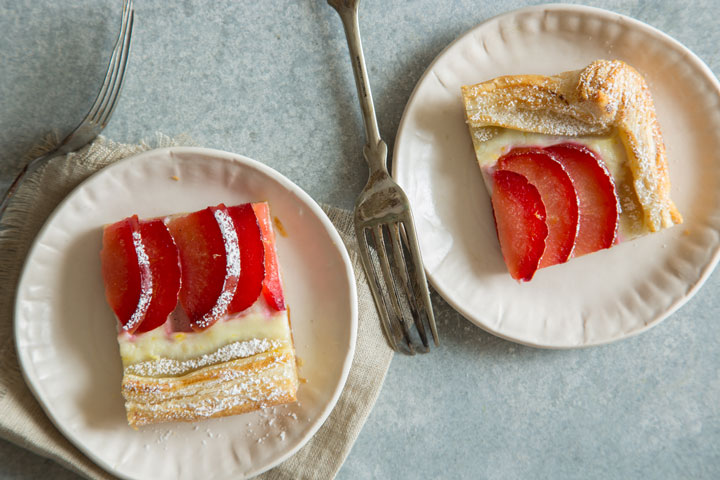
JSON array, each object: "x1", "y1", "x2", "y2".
[
  {"x1": 393, "y1": 4, "x2": 720, "y2": 348},
  {"x1": 14, "y1": 147, "x2": 357, "y2": 479}
]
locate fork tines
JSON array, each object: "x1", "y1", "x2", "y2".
[
  {"x1": 89, "y1": 0, "x2": 134, "y2": 130},
  {"x1": 356, "y1": 219, "x2": 438, "y2": 354}
]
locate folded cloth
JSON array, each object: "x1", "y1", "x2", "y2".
[{"x1": 0, "y1": 136, "x2": 393, "y2": 479}]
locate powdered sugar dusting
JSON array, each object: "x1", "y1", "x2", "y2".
[
  {"x1": 124, "y1": 230, "x2": 153, "y2": 332},
  {"x1": 189, "y1": 403, "x2": 298, "y2": 448},
  {"x1": 124, "y1": 350, "x2": 299, "y2": 426},
  {"x1": 462, "y1": 69, "x2": 611, "y2": 139},
  {"x1": 126, "y1": 338, "x2": 282, "y2": 377},
  {"x1": 195, "y1": 207, "x2": 242, "y2": 329}
]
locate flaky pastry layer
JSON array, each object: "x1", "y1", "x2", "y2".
[
  {"x1": 461, "y1": 59, "x2": 682, "y2": 232},
  {"x1": 122, "y1": 343, "x2": 298, "y2": 427}
]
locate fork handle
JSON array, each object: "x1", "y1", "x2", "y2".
[
  {"x1": 0, "y1": 164, "x2": 29, "y2": 218},
  {"x1": 0, "y1": 150, "x2": 56, "y2": 219},
  {"x1": 329, "y1": 0, "x2": 387, "y2": 174}
]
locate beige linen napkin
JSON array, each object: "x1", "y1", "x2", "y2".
[{"x1": 0, "y1": 136, "x2": 393, "y2": 479}]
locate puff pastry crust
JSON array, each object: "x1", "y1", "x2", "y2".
[
  {"x1": 461, "y1": 59, "x2": 682, "y2": 232},
  {"x1": 122, "y1": 339, "x2": 298, "y2": 427}
]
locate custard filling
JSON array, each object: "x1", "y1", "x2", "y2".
[{"x1": 118, "y1": 299, "x2": 291, "y2": 372}]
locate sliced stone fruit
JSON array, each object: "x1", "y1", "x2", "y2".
[
  {"x1": 252, "y1": 202, "x2": 286, "y2": 311},
  {"x1": 491, "y1": 169, "x2": 548, "y2": 282},
  {"x1": 226, "y1": 203, "x2": 266, "y2": 314},
  {"x1": 167, "y1": 204, "x2": 240, "y2": 330},
  {"x1": 135, "y1": 219, "x2": 181, "y2": 333},
  {"x1": 545, "y1": 143, "x2": 619, "y2": 257},
  {"x1": 498, "y1": 147, "x2": 579, "y2": 268},
  {"x1": 101, "y1": 216, "x2": 150, "y2": 333}
]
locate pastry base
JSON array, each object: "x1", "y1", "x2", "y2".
[{"x1": 122, "y1": 340, "x2": 298, "y2": 427}]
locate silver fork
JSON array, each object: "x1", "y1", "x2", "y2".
[
  {"x1": 328, "y1": 0, "x2": 438, "y2": 354},
  {"x1": 0, "y1": 0, "x2": 135, "y2": 219}
]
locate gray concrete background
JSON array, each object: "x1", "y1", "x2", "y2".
[{"x1": 1, "y1": 0, "x2": 719, "y2": 478}]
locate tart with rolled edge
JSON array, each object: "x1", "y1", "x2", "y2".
[
  {"x1": 461, "y1": 59, "x2": 682, "y2": 281},
  {"x1": 100, "y1": 202, "x2": 298, "y2": 427}
]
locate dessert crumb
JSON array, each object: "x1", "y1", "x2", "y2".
[
  {"x1": 273, "y1": 216, "x2": 288, "y2": 237},
  {"x1": 170, "y1": 175, "x2": 180, "y2": 181}
]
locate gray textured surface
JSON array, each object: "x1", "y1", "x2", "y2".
[{"x1": 1, "y1": 0, "x2": 719, "y2": 479}]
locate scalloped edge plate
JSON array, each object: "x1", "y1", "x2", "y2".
[
  {"x1": 14, "y1": 147, "x2": 357, "y2": 479},
  {"x1": 393, "y1": 4, "x2": 720, "y2": 348}
]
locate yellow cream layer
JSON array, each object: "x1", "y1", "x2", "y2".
[
  {"x1": 118, "y1": 306, "x2": 292, "y2": 367},
  {"x1": 473, "y1": 128, "x2": 645, "y2": 239}
]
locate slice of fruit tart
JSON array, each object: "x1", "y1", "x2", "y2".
[
  {"x1": 100, "y1": 202, "x2": 298, "y2": 427},
  {"x1": 461, "y1": 59, "x2": 682, "y2": 282}
]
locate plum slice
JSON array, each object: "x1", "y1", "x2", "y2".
[
  {"x1": 101, "y1": 217, "x2": 180, "y2": 334},
  {"x1": 545, "y1": 143, "x2": 619, "y2": 257},
  {"x1": 167, "y1": 204, "x2": 240, "y2": 330},
  {"x1": 135, "y1": 219, "x2": 181, "y2": 333},
  {"x1": 498, "y1": 147, "x2": 579, "y2": 268},
  {"x1": 252, "y1": 202, "x2": 286, "y2": 311},
  {"x1": 226, "y1": 203, "x2": 266, "y2": 314},
  {"x1": 101, "y1": 216, "x2": 151, "y2": 333},
  {"x1": 491, "y1": 170, "x2": 548, "y2": 282}
]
